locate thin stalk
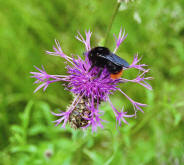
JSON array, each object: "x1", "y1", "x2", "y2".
[{"x1": 104, "y1": 1, "x2": 121, "y2": 46}]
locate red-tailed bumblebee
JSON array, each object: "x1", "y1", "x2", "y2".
[{"x1": 88, "y1": 47, "x2": 129, "y2": 79}]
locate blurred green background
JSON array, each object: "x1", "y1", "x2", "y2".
[{"x1": 0, "y1": 0, "x2": 184, "y2": 164}]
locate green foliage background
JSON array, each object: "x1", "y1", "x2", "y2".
[{"x1": 0, "y1": 0, "x2": 184, "y2": 164}]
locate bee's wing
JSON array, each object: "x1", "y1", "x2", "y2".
[{"x1": 99, "y1": 53, "x2": 129, "y2": 67}]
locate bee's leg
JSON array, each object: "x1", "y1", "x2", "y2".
[
  {"x1": 91, "y1": 68, "x2": 103, "y2": 80},
  {"x1": 96, "y1": 68, "x2": 103, "y2": 78},
  {"x1": 88, "y1": 64, "x2": 103, "y2": 79},
  {"x1": 88, "y1": 64, "x2": 95, "y2": 73},
  {"x1": 102, "y1": 73, "x2": 110, "y2": 80}
]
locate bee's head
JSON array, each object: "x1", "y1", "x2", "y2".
[{"x1": 90, "y1": 47, "x2": 110, "y2": 56}]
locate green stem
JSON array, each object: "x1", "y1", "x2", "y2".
[{"x1": 104, "y1": 1, "x2": 121, "y2": 46}]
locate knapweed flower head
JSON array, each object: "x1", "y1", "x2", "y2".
[{"x1": 30, "y1": 28, "x2": 152, "y2": 132}]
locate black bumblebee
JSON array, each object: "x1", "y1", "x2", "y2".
[{"x1": 88, "y1": 47, "x2": 129, "y2": 79}]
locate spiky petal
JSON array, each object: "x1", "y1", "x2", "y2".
[{"x1": 113, "y1": 28, "x2": 128, "y2": 53}]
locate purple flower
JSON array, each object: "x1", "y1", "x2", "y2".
[{"x1": 30, "y1": 29, "x2": 152, "y2": 132}]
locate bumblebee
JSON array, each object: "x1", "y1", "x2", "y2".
[{"x1": 88, "y1": 47, "x2": 129, "y2": 79}]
